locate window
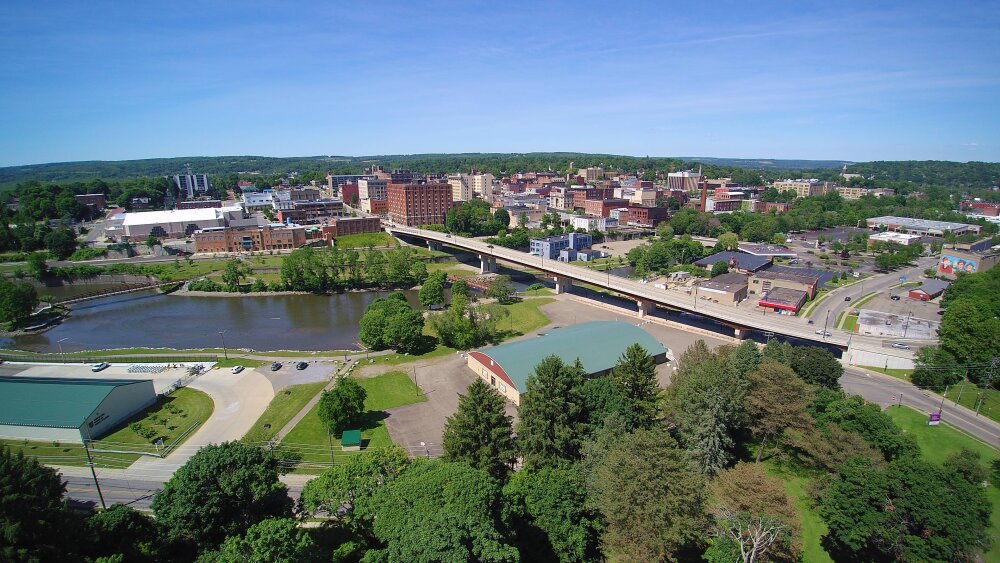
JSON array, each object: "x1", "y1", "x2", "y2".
[{"x1": 490, "y1": 375, "x2": 496, "y2": 386}]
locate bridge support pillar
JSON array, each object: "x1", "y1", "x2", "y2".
[
  {"x1": 479, "y1": 254, "x2": 497, "y2": 274},
  {"x1": 427, "y1": 241, "x2": 442, "y2": 252},
  {"x1": 734, "y1": 327, "x2": 749, "y2": 339},
  {"x1": 637, "y1": 299, "x2": 653, "y2": 318},
  {"x1": 554, "y1": 276, "x2": 573, "y2": 294}
]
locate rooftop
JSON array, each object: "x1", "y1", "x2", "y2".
[
  {"x1": 122, "y1": 206, "x2": 242, "y2": 226},
  {"x1": 693, "y1": 251, "x2": 772, "y2": 271},
  {"x1": 752, "y1": 269, "x2": 821, "y2": 285},
  {"x1": 0, "y1": 377, "x2": 149, "y2": 429},
  {"x1": 700, "y1": 273, "x2": 749, "y2": 293},
  {"x1": 475, "y1": 321, "x2": 667, "y2": 392},
  {"x1": 866, "y1": 216, "x2": 978, "y2": 232},
  {"x1": 738, "y1": 243, "x2": 797, "y2": 257},
  {"x1": 758, "y1": 287, "x2": 808, "y2": 310},
  {"x1": 914, "y1": 279, "x2": 951, "y2": 295}
]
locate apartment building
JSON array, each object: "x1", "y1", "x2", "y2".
[
  {"x1": 773, "y1": 179, "x2": 834, "y2": 198},
  {"x1": 530, "y1": 232, "x2": 592, "y2": 259},
  {"x1": 578, "y1": 167, "x2": 605, "y2": 182},
  {"x1": 667, "y1": 170, "x2": 703, "y2": 192},
  {"x1": 275, "y1": 200, "x2": 343, "y2": 224},
  {"x1": 387, "y1": 183, "x2": 452, "y2": 226},
  {"x1": 626, "y1": 205, "x2": 668, "y2": 226},
  {"x1": 173, "y1": 173, "x2": 210, "y2": 199},
  {"x1": 585, "y1": 198, "x2": 629, "y2": 218},
  {"x1": 447, "y1": 174, "x2": 473, "y2": 202},
  {"x1": 358, "y1": 179, "x2": 389, "y2": 201}
]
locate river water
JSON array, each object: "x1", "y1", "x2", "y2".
[{"x1": 1, "y1": 290, "x2": 417, "y2": 353}]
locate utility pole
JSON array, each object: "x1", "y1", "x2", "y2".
[
  {"x1": 898, "y1": 392, "x2": 903, "y2": 409},
  {"x1": 218, "y1": 330, "x2": 228, "y2": 359},
  {"x1": 82, "y1": 426, "x2": 106, "y2": 510}
]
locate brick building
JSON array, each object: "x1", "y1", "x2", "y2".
[
  {"x1": 584, "y1": 198, "x2": 629, "y2": 218},
  {"x1": 339, "y1": 183, "x2": 360, "y2": 205},
  {"x1": 627, "y1": 205, "x2": 668, "y2": 226},
  {"x1": 387, "y1": 183, "x2": 452, "y2": 226},
  {"x1": 193, "y1": 224, "x2": 306, "y2": 253},
  {"x1": 321, "y1": 216, "x2": 382, "y2": 241},
  {"x1": 74, "y1": 194, "x2": 107, "y2": 218},
  {"x1": 361, "y1": 198, "x2": 388, "y2": 215},
  {"x1": 177, "y1": 199, "x2": 222, "y2": 210},
  {"x1": 275, "y1": 200, "x2": 343, "y2": 224}
]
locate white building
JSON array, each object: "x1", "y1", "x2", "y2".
[
  {"x1": 242, "y1": 192, "x2": 274, "y2": 211},
  {"x1": 173, "y1": 174, "x2": 210, "y2": 199},
  {"x1": 447, "y1": 174, "x2": 472, "y2": 202},
  {"x1": 667, "y1": 170, "x2": 703, "y2": 191},
  {"x1": 868, "y1": 232, "x2": 923, "y2": 246},
  {"x1": 358, "y1": 178, "x2": 388, "y2": 201},
  {"x1": 570, "y1": 216, "x2": 618, "y2": 232},
  {"x1": 578, "y1": 167, "x2": 605, "y2": 182},
  {"x1": 121, "y1": 206, "x2": 244, "y2": 241}
]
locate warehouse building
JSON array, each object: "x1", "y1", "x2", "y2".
[
  {"x1": 866, "y1": 216, "x2": 981, "y2": 237},
  {"x1": 697, "y1": 273, "x2": 749, "y2": 305},
  {"x1": 467, "y1": 321, "x2": 668, "y2": 405},
  {"x1": 0, "y1": 377, "x2": 156, "y2": 444},
  {"x1": 119, "y1": 206, "x2": 245, "y2": 241}
]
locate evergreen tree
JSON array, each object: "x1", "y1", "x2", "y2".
[
  {"x1": 609, "y1": 343, "x2": 661, "y2": 429},
  {"x1": 746, "y1": 361, "x2": 814, "y2": 462},
  {"x1": 727, "y1": 339, "x2": 762, "y2": 379},
  {"x1": 517, "y1": 356, "x2": 587, "y2": 469},
  {"x1": 443, "y1": 379, "x2": 516, "y2": 481}
]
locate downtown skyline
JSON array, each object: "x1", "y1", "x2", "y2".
[{"x1": 1, "y1": 1, "x2": 998, "y2": 167}]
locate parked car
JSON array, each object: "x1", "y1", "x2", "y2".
[
  {"x1": 890, "y1": 295, "x2": 901, "y2": 301},
  {"x1": 270, "y1": 362, "x2": 282, "y2": 371},
  {"x1": 891, "y1": 343, "x2": 912, "y2": 350},
  {"x1": 231, "y1": 365, "x2": 245, "y2": 374},
  {"x1": 815, "y1": 330, "x2": 832, "y2": 337},
  {"x1": 90, "y1": 362, "x2": 110, "y2": 372},
  {"x1": 295, "y1": 362, "x2": 308, "y2": 370}
]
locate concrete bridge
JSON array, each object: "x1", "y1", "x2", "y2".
[{"x1": 391, "y1": 224, "x2": 910, "y2": 350}]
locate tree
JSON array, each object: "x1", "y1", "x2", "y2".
[
  {"x1": 771, "y1": 233, "x2": 787, "y2": 245},
  {"x1": 485, "y1": 274, "x2": 516, "y2": 304},
  {"x1": 430, "y1": 294, "x2": 507, "y2": 350},
  {"x1": 87, "y1": 504, "x2": 159, "y2": 562},
  {"x1": 810, "y1": 390, "x2": 920, "y2": 461},
  {"x1": 418, "y1": 270, "x2": 446, "y2": 309},
  {"x1": 716, "y1": 232, "x2": 739, "y2": 251},
  {"x1": 151, "y1": 442, "x2": 291, "y2": 552},
  {"x1": 0, "y1": 446, "x2": 80, "y2": 561},
  {"x1": 710, "y1": 261, "x2": 729, "y2": 278},
  {"x1": 361, "y1": 461, "x2": 519, "y2": 562},
  {"x1": 442, "y1": 379, "x2": 516, "y2": 481},
  {"x1": 358, "y1": 293, "x2": 425, "y2": 353},
  {"x1": 451, "y1": 278, "x2": 472, "y2": 301},
  {"x1": 664, "y1": 352, "x2": 747, "y2": 476},
  {"x1": 788, "y1": 346, "x2": 843, "y2": 389},
  {"x1": 657, "y1": 223, "x2": 675, "y2": 239},
  {"x1": 503, "y1": 467, "x2": 602, "y2": 562},
  {"x1": 0, "y1": 279, "x2": 38, "y2": 328},
  {"x1": 592, "y1": 428, "x2": 708, "y2": 561},
  {"x1": 706, "y1": 462, "x2": 800, "y2": 563},
  {"x1": 943, "y1": 448, "x2": 988, "y2": 486},
  {"x1": 516, "y1": 356, "x2": 587, "y2": 469},
  {"x1": 727, "y1": 340, "x2": 762, "y2": 379},
  {"x1": 820, "y1": 456, "x2": 990, "y2": 562},
  {"x1": 43, "y1": 228, "x2": 77, "y2": 260},
  {"x1": 745, "y1": 361, "x2": 814, "y2": 462},
  {"x1": 145, "y1": 235, "x2": 159, "y2": 249},
  {"x1": 608, "y1": 343, "x2": 661, "y2": 429},
  {"x1": 26, "y1": 252, "x2": 47, "y2": 279},
  {"x1": 317, "y1": 377, "x2": 367, "y2": 436},
  {"x1": 299, "y1": 445, "x2": 410, "y2": 529},
  {"x1": 221, "y1": 259, "x2": 247, "y2": 292},
  {"x1": 216, "y1": 517, "x2": 321, "y2": 563},
  {"x1": 761, "y1": 338, "x2": 792, "y2": 366}
]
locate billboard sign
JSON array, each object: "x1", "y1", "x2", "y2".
[
  {"x1": 938, "y1": 255, "x2": 978, "y2": 275},
  {"x1": 928, "y1": 412, "x2": 941, "y2": 426}
]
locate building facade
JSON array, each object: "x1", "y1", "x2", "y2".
[
  {"x1": 627, "y1": 205, "x2": 668, "y2": 226},
  {"x1": 194, "y1": 224, "x2": 307, "y2": 253},
  {"x1": 529, "y1": 232, "x2": 592, "y2": 259},
  {"x1": 748, "y1": 270, "x2": 820, "y2": 298},
  {"x1": 773, "y1": 179, "x2": 832, "y2": 198},
  {"x1": 387, "y1": 183, "x2": 453, "y2": 226},
  {"x1": 321, "y1": 216, "x2": 382, "y2": 239},
  {"x1": 173, "y1": 174, "x2": 210, "y2": 199},
  {"x1": 697, "y1": 273, "x2": 749, "y2": 305},
  {"x1": 358, "y1": 179, "x2": 389, "y2": 201}
]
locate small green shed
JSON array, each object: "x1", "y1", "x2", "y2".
[{"x1": 341, "y1": 429, "x2": 361, "y2": 451}]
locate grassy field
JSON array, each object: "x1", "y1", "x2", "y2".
[
  {"x1": 499, "y1": 297, "x2": 555, "y2": 336},
  {"x1": 241, "y1": 381, "x2": 328, "y2": 444},
  {"x1": 426, "y1": 261, "x2": 478, "y2": 278},
  {"x1": 765, "y1": 463, "x2": 834, "y2": 563},
  {"x1": 943, "y1": 385, "x2": 1000, "y2": 425},
  {"x1": 279, "y1": 371, "x2": 426, "y2": 472},
  {"x1": 331, "y1": 232, "x2": 398, "y2": 248},
  {"x1": 0, "y1": 387, "x2": 213, "y2": 468},
  {"x1": 887, "y1": 406, "x2": 1000, "y2": 560},
  {"x1": 213, "y1": 358, "x2": 267, "y2": 368},
  {"x1": 520, "y1": 287, "x2": 554, "y2": 296},
  {"x1": 842, "y1": 314, "x2": 858, "y2": 332},
  {"x1": 860, "y1": 366, "x2": 914, "y2": 379}
]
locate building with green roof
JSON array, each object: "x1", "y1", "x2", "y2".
[
  {"x1": 467, "y1": 320, "x2": 668, "y2": 405},
  {"x1": 0, "y1": 376, "x2": 156, "y2": 444}
]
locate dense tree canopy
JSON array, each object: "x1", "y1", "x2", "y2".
[
  {"x1": 357, "y1": 292, "x2": 426, "y2": 353},
  {"x1": 517, "y1": 356, "x2": 588, "y2": 469},
  {"x1": 443, "y1": 379, "x2": 516, "y2": 481},
  {"x1": 0, "y1": 279, "x2": 38, "y2": 328},
  {"x1": 317, "y1": 377, "x2": 367, "y2": 436}
]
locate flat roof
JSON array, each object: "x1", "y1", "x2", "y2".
[
  {"x1": 475, "y1": 321, "x2": 666, "y2": 392},
  {"x1": 913, "y1": 279, "x2": 951, "y2": 295},
  {"x1": 700, "y1": 273, "x2": 749, "y2": 293},
  {"x1": 758, "y1": 287, "x2": 808, "y2": 310},
  {"x1": 341, "y1": 429, "x2": 361, "y2": 446},
  {"x1": 738, "y1": 243, "x2": 797, "y2": 257},
  {"x1": 752, "y1": 269, "x2": 822, "y2": 285},
  {"x1": 866, "y1": 216, "x2": 978, "y2": 232},
  {"x1": 0, "y1": 377, "x2": 149, "y2": 429},
  {"x1": 122, "y1": 207, "x2": 241, "y2": 226}
]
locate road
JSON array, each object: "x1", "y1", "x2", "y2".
[
  {"x1": 389, "y1": 224, "x2": 914, "y2": 349},
  {"x1": 842, "y1": 367, "x2": 1000, "y2": 447}
]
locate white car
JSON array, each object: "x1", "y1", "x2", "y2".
[
  {"x1": 814, "y1": 330, "x2": 832, "y2": 337},
  {"x1": 90, "y1": 362, "x2": 110, "y2": 372},
  {"x1": 231, "y1": 365, "x2": 245, "y2": 374},
  {"x1": 891, "y1": 343, "x2": 911, "y2": 350}
]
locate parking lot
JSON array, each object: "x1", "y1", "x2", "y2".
[{"x1": 856, "y1": 291, "x2": 942, "y2": 321}]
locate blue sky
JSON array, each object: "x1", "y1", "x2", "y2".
[{"x1": 1, "y1": 1, "x2": 998, "y2": 166}]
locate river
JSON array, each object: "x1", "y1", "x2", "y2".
[{"x1": 1, "y1": 290, "x2": 419, "y2": 353}]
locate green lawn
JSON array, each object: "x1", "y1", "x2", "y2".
[
  {"x1": 499, "y1": 297, "x2": 555, "y2": 336},
  {"x1": 520, "y1": 287, "x2": 554, "y2": 296},
  {"x1": 331, "y1": 231, "x2": 398, "y2": 249},
  {"x1": 765, "y1": 464, "x2": 834, "y2": 563},
  {"x1": 800, "y1": 290, "x2": 833, "y2": 317},
  {"x1": 426, "y1": 261, "x2": 477, "y2": 278},
  {"x1": 942, "y1": 385, "x2": 1000, "y2": 425},
  {"x1": 214, "y1": 358, "x2": 267, "y2": 368},
  {"x1": 887, "y1": 406, "x2": 1000, "y2": 560},
  {"x1": 842, "y1": 314, "x2": 858, "y2": 332},
  {"x1": 1, "y1": 387, "x2": 213, "y2": 468},
  {"x1": 279, "y1": 371, "x2": 426, "y2": 472},
  {"x1": 242, "y1": 381, "x2": 328, "y2": 444},
  {"x1": 860, "y1": 366, "x2": 914, "y2": 379}
]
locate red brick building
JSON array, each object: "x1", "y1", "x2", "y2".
[
  {"x1": 177, "y1": 199, "x2": 223, "y2": 210},
  {"x1": 627, "y1": 205, "x2": 668, "y2": 226},
  {"x1": 321, "y1": 216, "x2": 382, "y2": 242},
  {"x1": 387, "y1": 183, "x2": 452, "y2": 226},
  {"x1": 74, "y1": 193, "x2": 107, "y2": 218},
  {"x1": 193, "y1": 224, "x2": 306, "y2": 253},
  {"x1": 585, "y1": 198, "x2": 629, "y2": 218},
  {"x1": 340, "y1": 183, "x2": 360, "y2": 205}
]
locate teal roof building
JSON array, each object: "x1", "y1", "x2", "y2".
[
  {"x1": 467, "y1": 321, "x2": 668, "y2": 405},
  {"x1": 0, "y1": 376, "x2": 156, "y2": 444}
]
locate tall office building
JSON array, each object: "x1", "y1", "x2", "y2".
[{"x1": 388, "y1": 183, "x2": 452, "y2": 226}]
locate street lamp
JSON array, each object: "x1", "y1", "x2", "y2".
[
  {"x1": 902, "y1": 311, "x2": 912, "y2": 338},
  {"x1": 57, "y1": 337, "x2": 68, "y2": 355},
  {"x1": 218, "y1": 330, "x2": 228, "y2": 360}
]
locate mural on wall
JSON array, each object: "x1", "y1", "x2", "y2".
[{"x1": 938, "y1": 255, "x2": 978, "y2": 275}]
